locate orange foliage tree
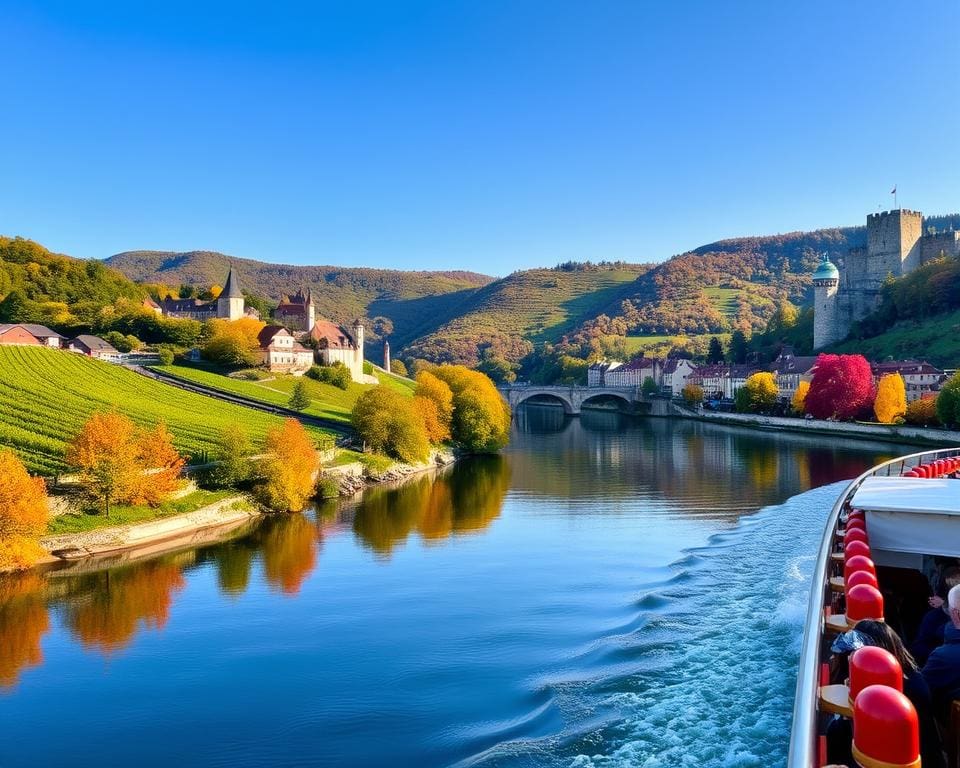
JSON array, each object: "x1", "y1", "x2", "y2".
[
  {"x1": 874, "y1": 373, "x2": 907, "y2": 424},
  {"x1": 66, "y1": 412, "x2": 186, "y2": 515},
  {"x1": 259, "y1": 513, "x2": 318, "y2": 595},
  {"x1": 0, "y1": 450, "x2": 50, "y2": 571},
  {"x1": 0, "y1": 572, "x2": 50, "y2": 687},
  {"x1": 256, "y1": 419, "x2": 320, "y2": 512},
  {"x1": 414, "y1": 371, "x2": 453, "y2": 444}
]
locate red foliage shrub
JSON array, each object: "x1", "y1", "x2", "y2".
[{"x1": 805, "y1": 354, "x2": 875, "y2": 421}]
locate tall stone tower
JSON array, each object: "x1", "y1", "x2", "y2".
[
  {"x1": 217, "y1": 265, "x2": 245, "y2": 321},
  {"x1": 812, "y1": 255, "x2": 840, "y2": 350},
  {"x1": 383, "y1": 339, "x2": 391, "y2": 371},
  {"x1": 352, "y1": 318, "x2": 364, "y2": 361},
  {"x1": 866, "y1": 209, "x2": 923, "y2": 280},
  {"x1": 304, "y1": 288, "x2": 316, "y2": 332}
]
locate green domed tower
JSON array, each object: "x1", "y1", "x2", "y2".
[{"x1": 812, "y1": 255, "x2": 840, "y2": 350}]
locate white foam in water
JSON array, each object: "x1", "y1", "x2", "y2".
[{"x1": 469, "y1": 481, "x2": 844, "y2": 768}]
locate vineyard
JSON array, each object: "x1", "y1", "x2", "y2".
[{"x1": 0, "y1": 346, "x2": 332, "y2": 475}]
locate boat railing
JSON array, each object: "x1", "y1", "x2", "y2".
[{"x1": 787, "y1": 446, "x2": 960, "y2": 768}]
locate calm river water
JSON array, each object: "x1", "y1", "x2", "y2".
[{"x1": 0, "y1": 409, "x2": 920, "y2": 767}]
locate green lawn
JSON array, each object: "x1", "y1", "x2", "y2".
[
  {"x1": 830, "y1": 309, "x2": 960, "y2": 368},
  {"x1": 46, "y1": 489, "x2": 239, "y2": 535},
  {"x1": 0, "y1": 346, "x2": 333, "y2": 475},
  {"x1": 155, "y1": 363, "x2": 415, "y2": 424},
  {"x1": 703, "y1": 287, "x2": 743, "y2": 318}
]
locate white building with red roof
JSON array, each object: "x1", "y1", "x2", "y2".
[
  {"x1": 257, "y1": 325, "x2": 314, "y2": 374},
  {"x1": 307, "y1": 318, "x2": 368, "y2": 383}
]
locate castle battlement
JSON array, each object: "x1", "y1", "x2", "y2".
[{"x1": 813, "y1": 206, "x2": 960, "y2": 350}]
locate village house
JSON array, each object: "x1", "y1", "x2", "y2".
[
  {"x1": 66, "y1": 334, "x2": 119, "y2": 361},
  {"x1": 768, "y1": 347, "x2": 818, "y2": 402},
  {"x1": 587, "y1": 360, "x2": 622, "y2": 387},
  {"x1": 0, "y1": 323, "x2": 65, "y2": 348},
  {"x1": 257, "y1": 326, "x2": 315, "y2": 374},
  {"x1": 661, "y1": 358, "x2": 696, "y2": 398},
  {"x1": 604, "y1": 357, "x2": 661, "y2": 389},
  {"x1": 689, "y1": 363, "x2": 764, "y2": 400},
  {"x1": 871, "y1": 360, "x2": 946, "y2": 403},
  {"x1": 307, "y1": 318, "x2": 373, "y2": 383}
]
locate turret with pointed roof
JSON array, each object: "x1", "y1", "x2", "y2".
[{"x1": 217, "y1": 264, "x2": 246, "y2": 320}]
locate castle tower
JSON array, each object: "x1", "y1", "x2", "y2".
[
  {"x1": 351, "y1": 318, "x2": 365, "y2": 381},
  {"x1": 866, "y1": 209, "x2": 923, "y2": 280},
  {"x1": 383, "y1": 339, "x2": 391, "y2": 371},
  {"x1": 305, "y1": 288, "x2": 316, "y2": 332},
  {"x1": 812, "y1": 255, "x2": 840, "y2": 350},
  {"x1": 217, "y1": 265, "x2": 245, "y2": 321}
]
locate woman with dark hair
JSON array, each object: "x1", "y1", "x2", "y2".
[{"x1": 854, "y1": 620, "x2": 945, "y2": 768}]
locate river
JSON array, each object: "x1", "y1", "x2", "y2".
[{"x1": 0, "y1": 409, "x2": 920, "y2": 767}]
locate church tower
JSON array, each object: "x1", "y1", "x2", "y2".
[
  {"x1": 812, "y1": 255, "x2": 840, "y2": 350},
  {"x1": 217, "y1": 265, "x2": 245, "y2": 321},
  {"x1": 351, "y1": 319, "x2": 365, "y2": 381},
  {"x1": 305, "y1": 288, "x2": 316, "y2": 332},
  {"x1": 383, "y1": 339, "x2": 391, "y2": 372}
]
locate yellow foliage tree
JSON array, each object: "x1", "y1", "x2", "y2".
[
  {"x1": 905, "y1": 397, "x2": 939, "y2": 427},
  {"x1": 791, "y1": 380, "x2": 810, "y2": 415},
  {"x1": 735, "y1": 371, "x2": 779, "y2": 414},
  {"x1": 0, "y1": 451, "x2": 50, "y2": 571},
  {"x1": 203, "y1": 317, "x2": 266, "y2": 367},
  {"x1": 682, "y1": 383, "x2": 704, "y2": 406},
  {"x1": 874, "y1": 373, "x2": 907, "y2": 424},
  {"x1": 414, "y1": 371, "x2": 454, "y2": 439},
  {"x1": 431, "y1": 366, "x2": 511, "y2": 453},
  {"x1": 256, "y1": 419, "x2": 320, "y2": 512}
]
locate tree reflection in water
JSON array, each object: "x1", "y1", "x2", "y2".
[
  {"x1": 62, "y1": 558, "x2": 187, "y2": 654},
  {"x1": 352, "y1": 456, "x2": 510, "y2": 557},
  {"x1": 255, "y1": 513, "x2": 319, "y2": 595},
  {"x1": 0, "y1": 571, "x2": 50, "y2": 688}
]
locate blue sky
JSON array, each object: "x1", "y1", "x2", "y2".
[{"x1": 1, "y1": 1, "x2": 957, "y2": 275}]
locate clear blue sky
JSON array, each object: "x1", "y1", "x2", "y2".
[{"x1": 2, "y1": 1, "x2": 957, "y2": 275}]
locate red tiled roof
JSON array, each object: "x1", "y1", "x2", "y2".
[
  {"x1": 309, "y1": 321, "x2": 356, "y2": 349},
  {"x1": 257, "y1": 325, "x2": 290, "y2": 347}
]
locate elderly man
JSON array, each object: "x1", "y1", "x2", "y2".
[{"x1": 922, "y1": 583, "x2": 960, "y2": 718}]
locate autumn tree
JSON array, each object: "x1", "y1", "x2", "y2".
[
  {"x1": 905, "y1": 398, "x2": 940, "y2": 427},
  {"x1": 352, "y1": 386, "x2": 431, "y2": 463},
  {"x1": 936, "y1": 373, "x2": 960, "y2": 428},
  {"x1": 133, "y1": 421, "x2": 186, "y2": 505},
  {"x1": 66, "y1": 411, "x2": 142, "y2": 517},
  {"x1": 791, "y1": 380, "x2": 810, "y2": 415},
  {"x1": 202, "y1": 317, "x2": 266, "y2": 368},
  {"x1": 206, "y1": 423, "x2": 255, "y2": 489},
  {"x1": 734, "y1": 371, "x2": 779, "y2": 414},
  {"x1": 805, "y1": 354, "x2": 875, "y2": 421},
  {"x1": 390, "y1": 359, "x2": 408, "y2": 377},
  {"x1": 0, "y1": 572, "x2": 50, "y2": 687},
  {"x1": 682, "y1": 383, "x2": 704, "y2": 406},
  {"x1": 289, "y1": 379, "x2": 310, "y2": 411},
  {"x1": 0, "y1": 451, "x2": 50, "y2": 571},
  {"x1": 874, "y1": 373, "x2": 907, "y2": 424},
  {"x1": 432, "y1": 366, "x2": 511, "y2": 453},
  {"x1": 414, "y1": 371, "x2": 454, "y2": 444},
  {"x1": 256, "y1": 419, "x2": 320, "y2": 512}
]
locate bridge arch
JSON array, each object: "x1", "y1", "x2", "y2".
[
  {"x1": 511, "y1": 390, "x2": 575, "y2": 415},
  {"x1": 579, "y1": 392, "x2": 633, "y2": 412}
]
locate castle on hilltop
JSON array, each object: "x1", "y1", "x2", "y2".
[
  {"x1": 159, "y1": 264, "x2": 250, "y2": 321},
  {"x1": 813, "y1": 208, "x2": 960, "y2": 349}
]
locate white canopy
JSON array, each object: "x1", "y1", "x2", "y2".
[
  {"x1": 849, "y1": 476, "x2": 960, "y2": 558},
  {"x1": 850, "y1": 476, "x2": 960, "y2": 515}
]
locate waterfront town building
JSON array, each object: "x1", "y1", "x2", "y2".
[
  {"x1": 604, "y1": 357, "x2": 661, "y2": 388},
  {"x1": 0, "y1": 323, "x2": 64, "y2": 347},
  {"x1": 661, "y1": 358, "x2": 696, "y2": 397},
  {"x1": 769, "y1": 347, "x2": 818, "y2": 402},
  {"x1": 308, "y1": 319, "x2": 367, "y2": 383},
  {"x1": 871, "y1": 360, "x2": 946, "y2": 403},
  {"x1": 813, "y1": 208, "x2": 960, "y2": 350}
]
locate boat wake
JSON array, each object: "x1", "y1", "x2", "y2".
[{"x1": 458, "y1": 481, "x2": 845, "y2": 768}]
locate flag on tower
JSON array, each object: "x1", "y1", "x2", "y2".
[{"x1": 890, "y1": 185, "x2": 896, "y2": 195}]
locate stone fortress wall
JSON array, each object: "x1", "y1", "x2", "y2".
[{"x1": 813, "y1": 209, "x2": 960, "y2": 350}]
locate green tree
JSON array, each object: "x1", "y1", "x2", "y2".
[
  {"x1": 288, "y1": 379, "x2": 310, "y2": 411},
  {"x1": 390, "y1": 359, "x2": 408, "y2": 377},
  {"x1": 206, "y1": 424, "x2": 255, "y2": 489},
  {"x1": 157, "y1": 347, "x2": 175, "y2": 366},
  {"x1": 641, "y1": 376, "x2": 658, "y2": 397},
  {"x1": 706, "y1": 336, "x2": 724, "y2": 364},
  {"x1": 936, "y1": 372, "x2": 960, "y2": 428},
  {"x1": 477, "y1": 353, "x2": 518, "y2": 385},
  {"x1": 728, "y1": 330, "x2": 749, "y2": 363}
]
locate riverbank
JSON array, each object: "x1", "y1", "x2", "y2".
[{"x1": 672, "y1": 403, "x2": 960, "y2": 446}]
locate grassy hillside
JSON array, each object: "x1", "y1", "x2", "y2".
[
  {"x1": 830, "y1": 308, "x2": 960, "y2": 368},
  {"x1": 0, "y1": 347, "x2": 332, "y2": 475},
  {"x1": 401, "y1": 265, "x2": 650, "y2": 365},
  {"x1": 155, "y1": 363, "x2": 414, "y2": 424}
]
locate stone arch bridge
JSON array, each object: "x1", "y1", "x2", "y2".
[{"x1": 497, "y1": 385, "x2": 670, "y2": 416}]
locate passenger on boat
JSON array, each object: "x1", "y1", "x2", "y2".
[
  {"x1": 911, "y1": 567, "x2": 960, "y2": 666},
  {"x1": 827, "y1": 620, "x2": 946, "y2": 768},
  {"x1": 921, "y1": 584, "x2": 960, "y2": 721}
]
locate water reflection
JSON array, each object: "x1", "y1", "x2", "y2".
[
  {"x1": 352, "y1": 455, "x2": 510, "y2": 556},
  {"x1": 0, "y1": 414, "x2": 912, "y2": 695}
]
